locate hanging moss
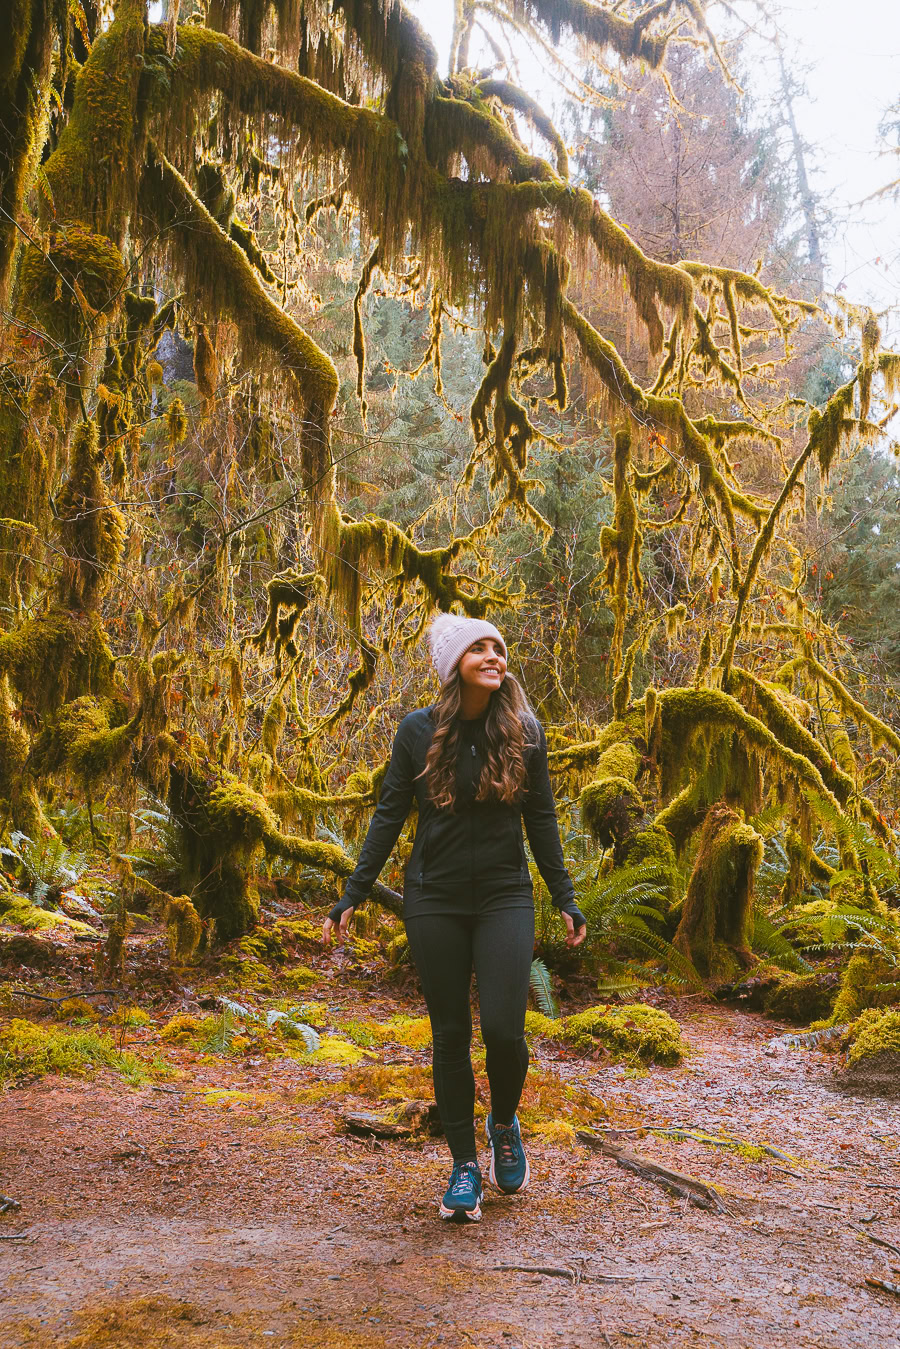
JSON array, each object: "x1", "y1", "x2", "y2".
[
  {"x1": 164, "y1": 743, "x2": 373, "y2": 940},
  {"x1": 655, "y1": 781, "x2": 710, "y2": 855},
  {"x1": 729, "y1": 667, "x2": 885, "y2": 838},
  {"x1": 166, "y1": 397, "x2": 188, "y2": 448},
  {"x1": 248, "y1": 570, "x2": 319, "y2": 662},
  {"x1": 562, "y1": 298, "x2": 766, "y2": 541},
  {"x1": 193, "y1": 322, "x2": 218, "y2": 400},
  {"x1": 0, "y1": 608, "x2": 116, "y2": 719},
  {"x1": 352, "y1": 241, "x2": 380, "y2": 425},
  {"x1": 599, "y1": 429, "x2": 641, "y2": 677},
  {"x1": 17, "y1": 225, "x2": 128, "y2": 361},
  {"x1": 30, "y1": 695, "x2": 139, "y2": 791},
  {"x1": 653, "y1": 687, "x2": 846, "y2": 827},
  {"x1": 163, "y1": 894, "x2": 204, "y2": 961},
  {"x1": 0, "y1": 382, "x2": 54, "y2": 605},
  {"x1": 319, "y1": 502, "x2": 486, "y2": 631},
  {"x1": 578, "y1": 723, "x2": 678, "y2": 907},
  {"x1": 476, "y1": 79, "x2": 569, "y2": 179},
  {"x1": 260, "y1": 693, "x2": 288, "y2": 759},
  {"x1": 788, "y1": 654, "x2": 900, "y2": 757},
  {"x1": 140, "y1": 145, "x2": 339, "y2": 515},
  {"x1": 694, "y1": 630, "x2": 713, "y2": 686},
  {"x1": 0, "y1": 0, "x2": 57, "y2": 304},
  {"x1": 674, "y1": 802, "x2": 762, "y2": 980},
  {"x1": 806, "y1": 379, "x2": 856, "y2": 483},
  {"x1": 0, "y1": 674, "x2": 43, "y2": 836},
  {"x1": 55, "y1": 420, "x2": 126, "y2": 610},
  {"x1": 581, "y1": 766, "x2": 638, "y2": 831}
]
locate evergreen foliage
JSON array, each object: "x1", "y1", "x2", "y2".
[{"x1": 0, "y1": 0, "x2": 896, "y2": 992}]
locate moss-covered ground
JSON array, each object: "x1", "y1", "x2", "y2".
[{"x1": 2, "y1": 900, "x2": 900, "y2": 1348}]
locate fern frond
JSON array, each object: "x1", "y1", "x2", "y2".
[
  {"x1": 751, "y1": 913, "x2": 810, "y2": 973},
  {"x1": 613, "y1": 915, "x2": 702, "y2": 988},
  {"x1": 529, "y1": 957, "x2": 559, "y2": 1018}
]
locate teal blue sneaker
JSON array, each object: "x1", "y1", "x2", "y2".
[
  {"x1": 485, "y1": 1113, "x2": 530, "y2": 1194},
  {"x1": 438, "y1": 1160, "x2": 483, "y2": 1221}
]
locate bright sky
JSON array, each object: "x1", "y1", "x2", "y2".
[
  {"x1": 756, "y1": 1, "x2": 900, "y2": 326},
  {"x1": 408, "y1": 0, "x2": 900, "y2": 333}
]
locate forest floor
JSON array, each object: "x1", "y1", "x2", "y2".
[{"x1": 1, "y1": 916, "x2": 899, "y2": 1349}]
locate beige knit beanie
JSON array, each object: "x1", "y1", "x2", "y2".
[{"x1": 427, "y1": 613, "x2": 507, "y2": 686}]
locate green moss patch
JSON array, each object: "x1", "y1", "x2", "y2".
[
  {"x1": 525, "y1": 1003, "x2": 687, "y2": 1065},
  {"x1": 339, "y1": 1013, "x2": 432, "y2": 1050},
  {"x1": 831, "y1": 949, "x2": 900, "y2": 1025},
  {"x1": 0, "y1": 892, "x2": 95, "y2": 934},
  {"x1": 763, "y1": 973, "x2": 838, "y2": 1026},
  {"x1": 306, "y1": 1035, "x2": 373, "y2": 1067},
  {"x1": 0, "y1": 1018, "x2": 159, "y2": 1086},
  {"x1": 844, "y1": 1008, "x2": 900, "y2": 1065}
]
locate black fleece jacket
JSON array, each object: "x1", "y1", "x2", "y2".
[{"x1": 329, "y1": 706, "x2": 584, "y2": 923}]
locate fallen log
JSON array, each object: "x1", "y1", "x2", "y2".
[
  {"x1": 340, "y1": 1100, "x2": 442, "y2": 1139},
  {"x1": 575, "y1": 1128, "x2": 731, "y2": 1214}
]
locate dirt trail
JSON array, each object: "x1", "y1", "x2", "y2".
[{"x1": 1, "y1": 1003, "x2": 899, "y2": 1349}]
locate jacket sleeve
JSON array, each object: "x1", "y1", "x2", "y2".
[
  {"x1": 330, "y1": 716, "x2": 418, "y2": 917},
  {"x1": 521, "y1": 721, "x2": 577, "y2": 913}
]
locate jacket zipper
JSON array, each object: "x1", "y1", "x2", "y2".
[{"x1": 470, "y1": 742, "x2": 476, "y2": 888}]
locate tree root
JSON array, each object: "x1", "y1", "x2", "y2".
[{"x1": 575, "y1": 1128, "x2": 732, "y2": 1214}]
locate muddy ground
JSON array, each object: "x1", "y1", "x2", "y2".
[{"x1": 1, "y1": 949, "x2": 899, "y2": 1349}]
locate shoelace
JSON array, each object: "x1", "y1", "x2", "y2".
[
  {"x1": 494, "y1": 1124, "x2": 519, "y2": 1165},
  {"x1": 450, "y1": 1164, "x2": 479, "y2": 1195}
]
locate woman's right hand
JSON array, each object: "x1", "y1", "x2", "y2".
[{"x1": 322, "y1": 907, "x2": 356, "y2": 946}]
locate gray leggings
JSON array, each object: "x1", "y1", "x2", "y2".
[{"x1": 404, "y1": 905, "x2": 535, "y2": 1162}]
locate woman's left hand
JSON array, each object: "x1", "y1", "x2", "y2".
[{"x1": 563, "y1": 912, "x2": 587, "y2": 948}]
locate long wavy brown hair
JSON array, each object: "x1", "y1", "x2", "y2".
[{"x1": 422, "y1": 671, "x2": 538, "y2": 810}]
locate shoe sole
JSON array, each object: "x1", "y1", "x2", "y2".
[
  {"x1": 486, "y1": 1120, "x2": 530, "y2": 1195},
  {"x1": 438, "y1": 1198, "x2": 482, "y2": 1222}
]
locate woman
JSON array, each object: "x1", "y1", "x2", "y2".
[{"x1": 322, "y1": 614, "x2": 586, "y2": 1222}]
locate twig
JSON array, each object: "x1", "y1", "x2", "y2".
[
  {"x1": 650, "y1": 1126, "x2": 797, "y2": 1164},
  {"x1": 592, "y1": 1273, "x2": 663, "y2": 1282},
  {"x1": 865, "y1": 1233, "x2": 900, "y2": 1257},
  {"x1": 0, "y1": 1196, "x2": 21, "y2": 1214},
  {"x1": 11, "y1": 989, "x2": 119, "y2": 1004},
  {"x1": 576, "y1": 1129, "x2": 732, "y2": 1215},
  {"x1": 865, "y1": 1277, "x2": 900, "y2": 1297},
  {"x1": 0, "y1": 1234, "x2": 30, "y2": 1241},
  {"x1": 493, "y1": 1264, "x2": 576, "y2": 1284}
]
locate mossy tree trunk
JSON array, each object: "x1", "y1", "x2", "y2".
[
  {"x1": 674, "y1": 802, "x2": 763, "y2": 980},
  {"x1": 0, "y1": 0, "x2": 54, "y2": 304}
]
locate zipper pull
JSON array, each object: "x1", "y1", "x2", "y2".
[{"x1": 471, "y1": 744, "x2": 476, "y2": 757}]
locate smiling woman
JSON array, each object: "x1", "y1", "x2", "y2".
[{"x1": 322, "y1": 612, "x2": 586, "y2": 1222}]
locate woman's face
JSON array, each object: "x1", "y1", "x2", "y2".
[{"x1": 457, "y1": 638, "x2": 507, "y2": 692}]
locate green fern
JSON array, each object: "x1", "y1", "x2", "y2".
[
  {"x1": 808, "y1": 792, "x2": 899, "y2": 900},
  {"x1": 529, "y1": 957, "x2": 559, "y2": 1018},
  {"x1": 571, "y1": 859, "x2": 701, "y2": 989},
  {"x1": 751, "y1": 912, "x2": 810, "y2": 973}
]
